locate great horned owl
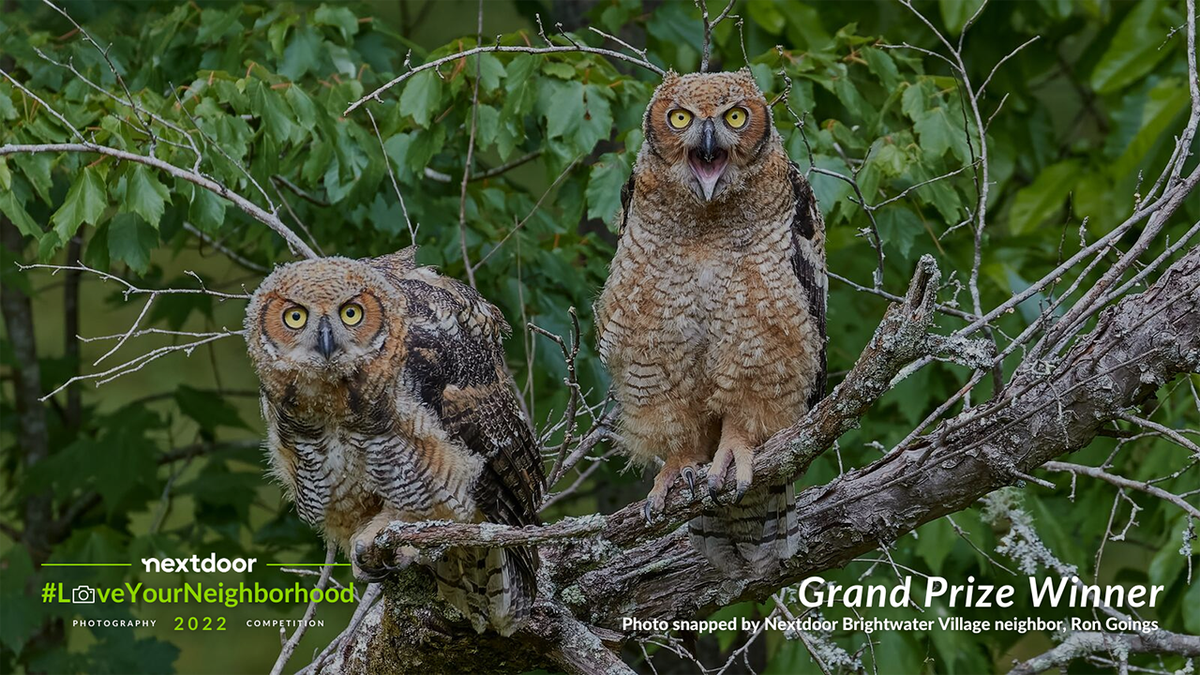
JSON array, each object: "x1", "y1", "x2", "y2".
[
  {"x1": 244, "y1": 248, "x2": 543, "y2": 636},
  {"x1": 595, "y1": 70, "x2": 827, "y2": 574}
]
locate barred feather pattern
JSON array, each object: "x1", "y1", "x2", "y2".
[
  {"x1": 247, "y1": 248, "x2": 542, "y2": 636},
  {"x1": 596, "y1": 70, "x2": 826, "y2": 576}
]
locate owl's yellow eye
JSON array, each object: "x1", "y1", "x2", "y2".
[
  {"x1": 724, "y1": 107, "x2": 748, "y2": 129},
  {"x1": 667, "y1": 109, "x2": 693, "y2": 130},
  {"x1": 340, "y1": 303, "x2": 364, "y2": 326},
  {"x1": 283, "y1": 306, "x2": 308, "y2": 329}
]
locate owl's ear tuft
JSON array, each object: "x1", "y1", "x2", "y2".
[{"x1": 661, "y1": 69, "x2": 681, "y2": 85}]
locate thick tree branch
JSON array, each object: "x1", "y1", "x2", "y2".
[
  {"x1": 356, "y1": 247, "x2": 1199, "y2": 664},
  {"x1": 568, "y1": 245, "x2": 1200, "y2": 629}
]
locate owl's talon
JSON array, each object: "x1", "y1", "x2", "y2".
[
  {"x1": 734, "y1": 479, "x2": 752, "y2": 504},
  {"x1": 352, "y1": 540, "x2": 394, "y2": 582},
  {"x1": 645, "y1": 459, "x2": 702, "y2": 519},
  {"x1": 707, "y1": 446, "x2": 734, "y2": 496},
  {"x1": 682, "y1": 466, "x2": 696, "y2": 493}
]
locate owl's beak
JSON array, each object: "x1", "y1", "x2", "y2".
[
  {"x1": 689, "y1": 119, "x2": 728, "y2": 202},
  {"x1": 316, "y1": 316, "x2": 338, "y2": 360}
]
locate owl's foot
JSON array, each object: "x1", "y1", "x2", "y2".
[
  {"x1": 643, "y1": 459, "x2": 703, "y2": 521},
  {"x1": 351, "y1": 539, "x2": 419, "y2": 583},
  {"x1": 708, "y1": 441, "x2": 754, "y2": 503}
]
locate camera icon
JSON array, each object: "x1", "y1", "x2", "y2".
[{"x1": 71, "y1": 586, "x2": 96, "y2": 604}]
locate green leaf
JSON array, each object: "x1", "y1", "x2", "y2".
[
  {"x1": 939, "y1": 0, "x2": 986, "y2": 34},
  {"x1": 542, "y1": 62, "x2": 576, "y2": 80},
  {"x1": 267, "y1": 14, "x2": 297, "y2": 55},
  {"x1": 1148, "y1": 515, "x2": 1187, "y2": 587},
  {"x1": 12, "y1": 154, "x2": 53, "y2": 205},
  {"x1": 402, "y1": 125, "x2": 445, "y2": 175},
  {"x1": 576, "y1": 84, "x2": 614, "y2": 155},
  {"x1": 1091, "y1": 0, "x2": 1173, "y2": 94},
  {"x1": 367, "y1": 193, "x2": 405, "y2": 236},
  {"x1": 1185, "y1": 578, "x2": 1200, "y2": 633},
  {"x1": 314, "y1": 4, "x2": 359, "y2": 42},
  {"x1": 475, "y1": 53, "x2": 506, "y2": 92},
  {"x1": 476, "y1": 105, "x2": 500, "y2": 149},
  {"x1": 279, "y1": 26, "x2": 322, "y2": 81},
  {"x1": 86, "y1": 635, "x2": 180, "y2": 675},
  {"x1": 85, "y1": 222, "x2": 110, "y2": 269},
  {"x1": 382, "y1": 133, "x2": 415, "y2": 182},
  {"x1": 125, "y1": 165, "x2": 170, "y2": 227},
  {"x1": 0, "y1": 176, "x2": 40, "y2": 238},
  {"x1": 175, "y1": 385, "x2": 248, "y2": 432},
  {"x1": 900, "y1": 81, "x2": 928, "y2": 121},
  {"x1": 107, "y1": 214, "x2": 157, "y2": 273},
  {"x1": 36, "y1": 231, "x2": 62, "y2": 262},
  {"x1": 1108, "y1": 77, "x2": 1190, "y2": 182},
  {"x1": 197, "y1": 8, "x2": 241, "y2": 44},
  {"x1": 586, "y1": 152, "x2": 631, "y2": 225},
  {"x1": 187, "y1": 184, "x2": 227, "y2": 234},
  {"x1": 0, "y1": 87, "x2": 17, "y2": 121},
  {"x1": 916, "y1": 517, "x2": 957, "y2": 574},
  {"x1": 871, "y1": 143, "x2": 908, "y2": 177},
  {"x1": 747, "y1": 0, "x2": 786, "y2": 34},
  {"x1": 252, "y1": 82, "x2": 299, "y2": 146},
  {"x1": 913, "y1": 106, "x2": 969, "y2": 161},
  {"x1": 286, "y1": 85, "x2": 319, "y2": 131},
  {"x1": 51, "y1": 167, "x2": 107, "y2": 241},
  {"x1": 863, "y1": 47, "x2": 900, "y2": 91},
  {"x1": 542, "y1": 81, "x2": 583, "y2": 139},
  {"x1": 1009, "y1": 160, "x2": 1080, "y2": 235},
  {"x1": 399, "y1": 69, "x2": 443, "y2": 128},
  {"x1": 181, "y1": 462, "x2": 260, "y2": 522},
  {"x1": 877, "y1": 206, "x2": 921, "y2": 259},
  {"x1": 0, "y1": 548, "x2": 44, "y2": 655}
]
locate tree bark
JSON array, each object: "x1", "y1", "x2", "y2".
[
  {"x1": 327, "y1": 247, "x2": 1200, "y2": 673},
  {"x1": 1, "y1": 217, "x2": 52, "y2": 560}
]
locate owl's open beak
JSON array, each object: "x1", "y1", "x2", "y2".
[
  {"x1": 316, "y1": 316, "x2": 337, "y2": 360},
  {"x1": 689, "y1": 119, "x2": 728, "y2": 201}
]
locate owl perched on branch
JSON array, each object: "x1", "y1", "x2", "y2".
[
  {"x1": 596, "y1": 70, "x2": 827, "y2": 574},
  {"x1": 244, "y1": 248, "x2": 543, "y2": 636}
]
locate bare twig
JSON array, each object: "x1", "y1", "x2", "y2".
[
  {"x1": 365, "y1": 107, "x2": 417, "y2": 246},
  {"x1": 698, "y1": 0, "x2": 737, "y2": 73},
  {"x1": 269, "y1": 546, "x2": 337, "y2": 675},
  {"x1": 345, "y1": 29, "x2": 663, "y2": 116},
  {"x1": 1041, "y1": 461, "x2": 1200, "y2": 520}
]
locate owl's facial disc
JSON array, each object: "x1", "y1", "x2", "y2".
[{"x1": 688, "y1": 119, "x2": 729, "y2": 201}]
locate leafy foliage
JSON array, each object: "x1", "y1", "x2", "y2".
[{"x1": 0, "y1": 1, "x2": 1196, "y2": 673}]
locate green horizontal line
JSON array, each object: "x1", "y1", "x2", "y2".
[
  {"x1": 266, "y1": 563, "x2": 352, "y2": 567},
  {"x1": 42, "y1": 563, "x2": 132, "y2": 567}
]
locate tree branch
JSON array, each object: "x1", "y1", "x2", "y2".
[
  {"x1": 0, "y1": 142, "x2": 317, "y2": 259},
  {"x1": 1008, "y1": 630, "x2": 1200, "y2": 675},
  {"x1": 344, "y1": 32, "x2": 663, "y2": 117}
]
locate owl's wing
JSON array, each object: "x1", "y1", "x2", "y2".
[
  {"x1": 371, "y1": 260, "x2": 544, "y2": 527},
  {"x1": 788, "y1": 161, "x2": 828, "y2": 410},
  {"x1": 595, "y1": 173, "x2": 636, "y2": 355}
]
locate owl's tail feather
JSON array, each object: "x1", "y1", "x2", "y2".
[
  {"x1": 435, "y1": 545, "x2": 537, "y2": 637},
  {"x1": 689, "y1": 480, "x2": 799, "y2": 576}
]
